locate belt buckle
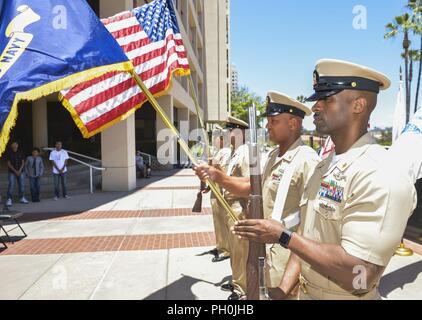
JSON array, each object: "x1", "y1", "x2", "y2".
[{"x1": 299, "y1": 276, "x2": 308, "y2": 295}]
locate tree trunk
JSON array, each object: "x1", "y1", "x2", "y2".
[
  {"x1": 410, "y1": 59, "x2": 413, "y2": 115},
  {"x1": 415, "y1": 34, "x2": 422, "y2": 113},
  {"x1": 405, "y1": 31, "x2": 411, "y2": 123},
  {"x1": 405, "y1": 54, "x2": 410, "y2": 123}
]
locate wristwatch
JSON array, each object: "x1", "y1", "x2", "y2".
[{"x1": 279, "y1": 229, "x2": 293, "y2": 249}]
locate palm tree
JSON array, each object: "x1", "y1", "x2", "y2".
[
  {"x1": 385, "y1": 13, "x2": 416, "y2": 122},
  {"x1": 296, "y1": 95, "x2": 307, "y2": 103},
  {"x1": 407, "y1": 50, "x2": 421, "y2": 110},
  {"x1": 407, "y1": 0, "x2": 422, "y2": 112}
]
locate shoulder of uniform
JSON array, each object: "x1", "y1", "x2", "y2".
[
  {"x1": 357, "y1": 144, "x2": 388, "y2": 171},
  {"x1": 366, "y1": 144, "x2": 388, "y2": 159},
  {"x1": 218, "y1": 147, "x2": 232, "y2": 155},
  {"x1": 349, "y1": 144, "x2": 410, "y2": 192},
  {"x1": 367, "y1": 164, "x2": 415, "y2": 201},
  {"x1": 298, "y1": 145, "x2": 321, "y2": 162}
]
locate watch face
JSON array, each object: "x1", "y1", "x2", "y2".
[{"x1": 279, "y1": 230, "x2": 292, "y2": 249}]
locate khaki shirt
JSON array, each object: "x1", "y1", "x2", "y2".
[
  {"x1": 213, "y1": 147, "x2": 232, "y2": 173},
  {"x1": 261, "y1": 138, "x2": 320, "y2": 287},
  {"x1": 211, "y1": 147, "x2": 232, "y2": 201},
  {"x1": 262, "y1": 138, "x2": 320, "y2": 221},
  {"x1": 225, "y1": 144, "x2": 250, "y2": 217},
  {"x1": 299, "y1": 133, "x2": 417, "y2": 297}
]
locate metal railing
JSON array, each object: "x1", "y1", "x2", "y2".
[
  {"x1": 138, "y1": 152, "x2": 154, "y2": 167},
  {"x1": 43, "y1": 148, "x2": 106, "y2": 194}
]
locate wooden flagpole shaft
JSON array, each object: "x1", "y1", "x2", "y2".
[{"x1": 130, "y1": 70, "x2": 238, "y2": 222}]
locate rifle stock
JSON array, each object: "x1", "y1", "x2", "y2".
[
  {"x1": 192, "y1": 155, "x2": 213, "y2": 213},
  {"x1": 192, "y1": 181, "x2": 206, "y2": 213}
]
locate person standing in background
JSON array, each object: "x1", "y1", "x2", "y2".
[
  {"x1": 5, "y1": 142, "x2": 29, "y2": 206},
  {"x1": 25, "y1": 147, "x2": 44, "y2": 202},
  {"x1": 49, "y1": 141, "x2": 70, "y2": 200}
]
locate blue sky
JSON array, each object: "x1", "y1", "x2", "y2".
[{"x1": 230, "y1": 0, "x2": 421, "y2": 130}]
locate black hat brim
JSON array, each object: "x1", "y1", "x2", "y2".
[{"x1": 306, "y1": 90, "x2": 343, "y2": 102}]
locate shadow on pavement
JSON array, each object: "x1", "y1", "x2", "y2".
[
  {"x1": 379, "y1": 260, "x2": 422, "y2": 298},
  {"x1": 144, "y1": 274, "x2": 232, "y2": 300}
]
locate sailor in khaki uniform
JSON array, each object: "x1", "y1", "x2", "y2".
[
  {"x1": 261, "y1": 92, "x2": 320, "y2": 290},
  {"x1": 233, "y1": 59, "x2": 417, "y2": 300},
  {"x1": 195, "y1": 116, "x2": 250, "y2": 300},
  {"x1": 195, "y1": 94, "x2": 320, "y2": 299},
  {"x1": 224, "y1": 121, "x2": 250, "y2": 300},
  {"x1": 209, "y1": 127, "x2": 232, "y2": 262}
]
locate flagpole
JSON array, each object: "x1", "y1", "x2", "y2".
[
  {"x1": 188, "y1": 75, "x2": 211, "y2": 158},
  {"x1": 392, "y1": 66, "x2": 414, "y2": 257},
  {"x1": 187, "y1": 75, "x2": 216, "y2": 213},
  {"x1": 130, "y1": 70, "x2": 238, "y2": 223}
]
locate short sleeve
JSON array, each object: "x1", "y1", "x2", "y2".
[
  {"x1": 49, "y1": 151, "x2": 54, "y2": 161},
  {"x1": 63, "y1": 151, "x2": 70, "y2": 160},
  {"x1": 241, "y1": 147, "x2": 250, "y2": 177},
  {"x1": 294, "y1": 152, "x2": 320, "y2": 194},
  {"x1": 341, "y1": 170, "x2": 417, "y2": 266}
]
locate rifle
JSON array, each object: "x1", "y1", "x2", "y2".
[
  {"x1": 192, "y1": 181, "x2": 207, "y2": 213},
  {"x1": 246, "y1": 103, "x2": 267, "y2": 300}
]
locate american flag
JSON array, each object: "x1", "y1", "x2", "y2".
[
  {"x1": 320, "y1": 136, "x2": 335, "y2": 159},
  {"x1": 60, "y1": 0, "x2": 190, "y2": 137}
]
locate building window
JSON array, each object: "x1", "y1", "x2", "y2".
[{"x1": 227, "y1": 83, "x2": 230, "y2": 112}]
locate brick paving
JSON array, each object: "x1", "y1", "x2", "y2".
[
  {"x1": 140, "y1": 186, "x2": 199, "y2": 190},
  {"x1": 0, "y1": 232, "x2": 216, "y2": 256},
  {"x1": 17, "y1": 208, "x2": 212, "y2": 222},
  {"x1": 0, "y1": 206, "x2": 215, "y2": 255}
]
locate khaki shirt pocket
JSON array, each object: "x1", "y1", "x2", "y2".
[
  {"x1": 268, "y1": 179, "x2": 280, "y2": 197},
  {"x1": 313, "y1": 198, "x2": 342, "y2": 221}
]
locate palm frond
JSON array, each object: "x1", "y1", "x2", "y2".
[{"x1": 384, "y1": 30, "x2": 399, "y2": 39}]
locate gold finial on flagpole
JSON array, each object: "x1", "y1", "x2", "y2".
[{"x1": 395, "y1": 239, "x2": 413, "y2": 256}]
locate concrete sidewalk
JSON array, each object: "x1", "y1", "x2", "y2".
[{"x1": 0, "y1": 169, "x2": 421, "y2": 300}]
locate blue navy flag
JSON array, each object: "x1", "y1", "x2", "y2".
[{"x1": 0, "y1": 0, "x2": 133, "y2": 156}]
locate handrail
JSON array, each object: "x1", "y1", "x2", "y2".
[
  {"x1": 43, "y1": 147, "x2": 105, "y2": 194},
  {"x1": 43, "y1": 147, "x2": 101, "y2": 163},
  {"x1": 138, "y1": 151, "x2": 155, "y2": 167},
  {"x1": 67, "y1": 157, "x2": 106, "y2": 171}
]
